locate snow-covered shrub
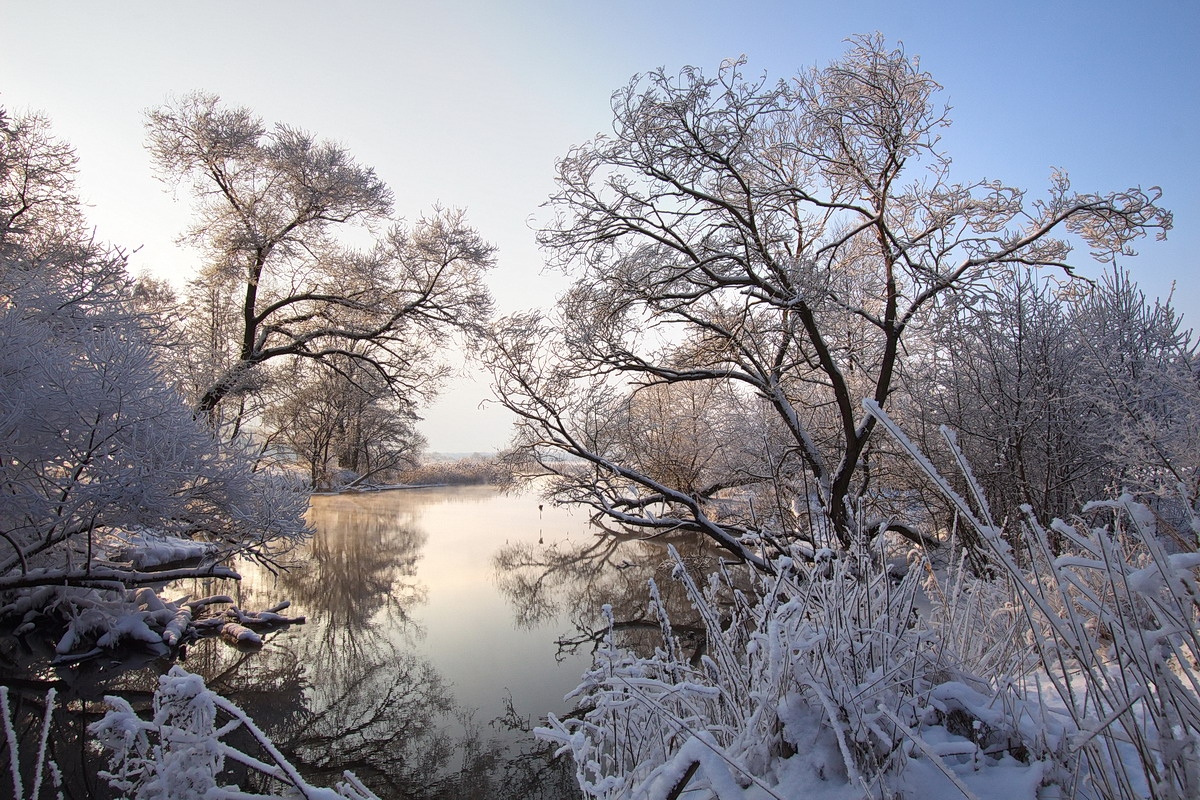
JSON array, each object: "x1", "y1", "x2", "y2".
[
  {"x1": 0, "y1": 109, "x2": 311, "y2": 667},
  {"x1": 539, "y1": 539, "x2": 1067, "y2": 800},
  {"x1": 91, "y1": 665, "x2": 380, "y2": 799},
  {"x1": 540, "y1": 410, "x2": 1200, "y2": 799},
  {"x1": 1, "y1": 107, "x2": 309, "y2": 594},
  {"x1": 873, "y1": 404, "x2": 1200, "y2": 800},
  {"x1": 964, "y1": 500, "x2": 1200, "y2": 800},
  {"x1": 0, "y1": 294, "x2": 311, "y2": 583}
]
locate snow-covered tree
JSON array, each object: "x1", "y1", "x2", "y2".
[
  {"x1": 914, "y1": 268, "x2": 1199, "y2": 533},
  {"x1": 0, "y1": 108, "x2": 308, "y2": 597},
  {"x1": 0, "y1": 108, "x2": 83, "y2": 260},
  {"x1": 486, "y1": 35, "x2": 1171, "y2": 559},
  {"x1": 263, "y1": 356, "x2": 425, "y2": 489},
  {"x1": 145, "y1": 93, "x2": 496, "y2": 430},
  {"x1": 1072, "y1": 270, "x2": 1200, "y2": 515},
  {"x1": 913, "y1": 272, "x2": 1104, "y2": 525}
]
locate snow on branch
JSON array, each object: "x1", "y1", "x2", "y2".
[{"x1": 87, "y1": 666, "x2": 381, "y2": 799}]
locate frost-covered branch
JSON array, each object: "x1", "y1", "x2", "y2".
[
  {"x1": 492, "y1": 35, "x2": 1172, "y2": 554},
  {"x1": 90, "y1": 667, "x2": 381, "y2": 799}
]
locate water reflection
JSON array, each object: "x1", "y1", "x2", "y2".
[
  {"x1": 206, "y1": 489, "x2": 579, "y2": 798},
  {"x1": 494, "y1": 533, "x2": 631, "y2": 629},
  {"x1": 1, "y1": 487, "x2": 582, "y2": 799},
  {"x1": 289, "y1": 496, "x2": 427, "y2": 633},
  {"x1": 283, "y1": 644, "x2": 457, "y2": 795},
  {"x1": 280, "y1": 495, "x2": 429, "y2": 683},
  {"x1": 493, "y1": 529, "x2": 741, "y2": 663}
]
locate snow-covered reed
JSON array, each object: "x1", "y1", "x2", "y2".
[
  {"x1": 537, "y1": 411, "x2": 1200, "y2": 799},
  {"x1": 2, "y1": 666, "x2": 381, "y2": 799},
  {"x1": 0, "y1": 686, "x2": 60, "y2": 800},
  {"x1": 877, "y1": 403, "x2": 1200, "y2": 799},
  {"x1": 539, "y1": 539, "x2": 1038, "y2": 799}
]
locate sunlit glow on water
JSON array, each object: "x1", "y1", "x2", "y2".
[
  {"x1": 302, "y1": 485, "x2": 599, "y2": 718},
  {"x1": 2, "y1": 484, "x2": 715, "y2": 798}
]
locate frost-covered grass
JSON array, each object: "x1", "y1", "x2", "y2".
[
  {"x1": 536, "y1": 414, "x2": 1200, "y2": 799},
  {"x1": 0, "y1": 686, "x2": 60, "y2": 800},
  {"x1": 95, "y1": 667, "x2": 382, "y2": 799},
  {"x1": 9, "y1": 423, "x2": 1195, "y2": 799}
]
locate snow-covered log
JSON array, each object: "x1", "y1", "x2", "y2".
[
  {"x1": 0, "y1": 565, "x2": 240, "y2": 593},
  {"x1": 220, "y1": 622, "x2": 262, "y2": 648}
]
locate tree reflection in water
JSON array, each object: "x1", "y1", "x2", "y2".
[
  {"x1": 282, "y1": 495, "x2": 429, "y2": 680},
  {"x1": 493, "y1": 528, "x2": 743, "y2": 663},
  {"x1": 204, "y1": 491, "x2": 577, "y2": 799},
  {"x1": 0, "y1": 489, "x2": 579, "y2": 799}
]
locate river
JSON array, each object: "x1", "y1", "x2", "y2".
[
  {"x1": 181, "y1": 484, "x2": 608, "y2": 798},
  {"x1": 1, "y1": 485, "x2": 671, "y2": 799}
]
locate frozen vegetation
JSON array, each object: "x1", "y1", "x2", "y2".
[
  {"x1": 2, "y1": 32, "x2": 1198, "y2": 800},
  {"x1": 395, "y1": 454, "x2": 507, "y2": 487},
  {"x1": 0, "y1": 105, "x2": 315, "y2": 674},
  {"x1": 476, "y1": 33, "x2": 1196, "y2": 800},
  {"x1": 6, "y1": 441, "x2": 1194, "y2": 799},
  {"x1": 4, "y1": 670, "x2": 382, "y2": 800},
  {"x1": 534, "y1": 411, "x2": 1200, "y2": 800}
]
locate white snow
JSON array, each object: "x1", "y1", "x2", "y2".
[{"x1": 99, "y1": 527, "x2": 216, "y2": 569}]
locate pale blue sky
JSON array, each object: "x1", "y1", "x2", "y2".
[{"x1": 3, "y1": 1, "x2": 1196, "y2": 452}]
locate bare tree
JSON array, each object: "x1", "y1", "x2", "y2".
[
  {"x1": 486, "y1": 35, "x2": 1171, "y2": 561},
  {"x1": 145, "y1": 93, "x2": 495, "y2": 426},
  {"x1": 264, "y1": 356, "x2": 425, "y2": 489}
]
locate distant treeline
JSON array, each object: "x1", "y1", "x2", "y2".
[{"x1": 396, "y1": 455, "x2": 506, "y2": 486}]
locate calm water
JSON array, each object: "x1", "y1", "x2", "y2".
[
  {"x1": 299, "y1": 485, "x2": 600, "y2": 729},
  {"x1": 187, "y1": 484, "x2": 606, "y2": 798},
  {"x1": 1, "y1": 485, "x2": 718, "y2": 798}
]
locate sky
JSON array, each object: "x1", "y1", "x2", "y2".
[{"x1": 3, "y1": 1, "x2": 1197, "y2": 453}]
